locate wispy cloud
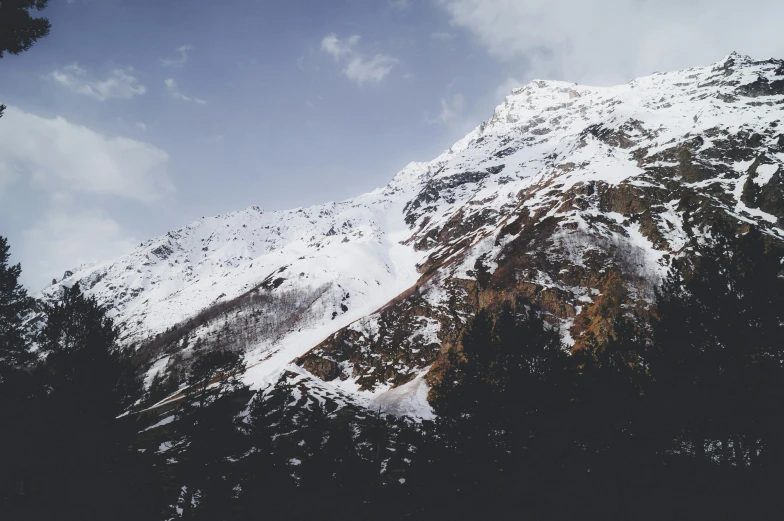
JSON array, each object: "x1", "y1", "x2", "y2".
[
  {"x1": 321, "y1": 34, "x2": 398, "y2": 85},
  {"x1": 344, "y1": 54, "x2": 398, "y2": 84},
  {"x1": 164, "y1": 78, "x2": 207, "y2": 104},
  {"x1": 322, "y1": 34, "x2": 361, "y2": 61},
  {"x1": 431, "y1": 93, "x2": 465, "y2": 124},
  {"x1": 50, "y1": 64, "x2": 146, "y2": 101},
  {"x1": 161, "y1": 44, "x2": 193, "y2": 67}
]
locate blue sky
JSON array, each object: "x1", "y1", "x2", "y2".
[{"x1": 2, "y1": 0, "x2": 783, "y2": 290}]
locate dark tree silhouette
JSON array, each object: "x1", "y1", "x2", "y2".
[
  {"x1": 570, "y1": 317, "x2": 650, "y2": 519},
  {"x1": 6, "y1": 223, "x2": 784, "y2": 521},
  {"x1": 187, "y1": 349, "x2": 245, "y2": 408},
  {"x1": 0, "y1": 236, "x2": 38, "y2": 519},
  {"x1": 0, "y1": 0, "x2": 52, "y2": 118},
  {"x1": 34, "y1": 284, "x2": 147, "y2": 518},
  {"x1": 164, "y1": 349, "x2": 247, "y2": 520},
  {"x1": 0, "y1": 278, "x2": 156, "y2": 520},
  {"x1": 0, "y1": 0, "x2": 51, "y2": 58},
  {"x1": 0, "y1": 236, "x2": 35, "y2": 373},
  {"x1": 426, "y1": 301, "x2": 576, "y2": 518},
  {"x1": 650, "y1": 227, "x2": 784, "y2": 467}
]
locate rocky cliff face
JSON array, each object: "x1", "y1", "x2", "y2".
[{"x1": 46, "y1": 53, "x2": 784, "y2": 415}]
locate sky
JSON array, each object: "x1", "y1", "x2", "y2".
[{"x1": 1, "y1": 0, "x2": 783, "y2": 291}]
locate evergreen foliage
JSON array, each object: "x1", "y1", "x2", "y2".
[
  {"x1": 649, "y1": 227, "x2": 784, "y2": 467},
  {"x1": 0, "y1": 0, "x2": 52, "y2": 119},
  {"x1": 0, "y1": 0, "x2": 51, "y2": 59},
  {"x1": 0, "y1": 236, "x2": 35, "y2": 373},
  {"x1": 0, "y1": 242, "x2": 157, "y2": 520},
  {"x1": 3, "y1": 228, "x2": 784, "y2": 519},
  {"x1": 187, "y1": 349, "x2": 245, "y2": 407}
]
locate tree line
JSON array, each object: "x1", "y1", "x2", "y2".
[
  {"x1": 155, "y1": 226, "x2": 783, "y2": 520},
  {"x1": 3, "y1": 225, "x2": 784, "y2": 520},
  {"x1": 0, "y1": 236, "x2": 160, "y2": 520}
]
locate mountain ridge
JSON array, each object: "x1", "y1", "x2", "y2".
[{"x1": 43, "y1": 52, "x2": 784, "y2": 415}]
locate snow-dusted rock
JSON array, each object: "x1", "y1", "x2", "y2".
[{"x1": 45, "y1": 53, "x2": 784, "y2": 412}]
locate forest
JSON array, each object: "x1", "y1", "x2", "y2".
[{"x1": 2, "y1": 225, "x2": 783, "y2": 520}]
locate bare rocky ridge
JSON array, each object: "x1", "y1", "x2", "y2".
[{"x1": 44, "y1": 53, "x2": 784, "y2": 415}]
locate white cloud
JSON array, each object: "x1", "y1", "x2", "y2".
[
  {"x1": 135, "y1": 122, "x2": 147, "y2": 131},
  {"x1": 20, "y1": 201, "x2": 138, "y2": 291},
  {"x1": 344, "y1": 54, "x2": 398, "y2": 84},
  {"x1": 436, "y1": 0, "x2": 784, "y2": 85},
  {"x1": 321, "y1": 34, "x2": 398, "y2": 85},
  {"x1": 321, "y1": 34, "x2": 361, "y2": 61},
  {"x1": 161, "y1": 44, "x2": 193, "y2": 67},
  {"x1": 0, "y1": 106, "x2": 172, "y2": 203},
  {"x1": 164, "y1": 78, "x2": 207, "y2": 104},
  {"x1": 50, "y1": 64, "x2": 146, "y2": 101},
  {"x1": 430, "y1": 93, "x2": 465, "y2": 124}
]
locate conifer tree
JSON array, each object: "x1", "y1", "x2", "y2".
[
  {"x1": 0, "y1": 236, "x2": 37, "y2": 520},
  {"x1": 169, "y1": 349, "x2": 246, "y2": 520},
  {"x1": 188, "y1": 349, "x2": 245, "y2": 408},
  {"x1": 12, "y1": 283, "x2": 149, "y2": 519},
  {"x1": 650, "y1": 227, "x2": 784, "y2": 467},
  {"x1": 294, "y1": 399, "x2": 337, "y2": 516},
  {"x1": 1, "y1": 0, "x2": 53, "y2": 119},
  {"x1": 235, "y1": 389, "x2": 292, "y2": 521},
  {"x1": 0, "y1": 0, "x2": 51, "y2": 59},
  {"x1": 569, "y1": 318, "x2": 650, "y2": 518},
  {"x1": 0, "y1": 236, "x2": 35, "y2": 374},
  {"x1": 428, "y1": 302, "x2": 575, "y2": 516}
]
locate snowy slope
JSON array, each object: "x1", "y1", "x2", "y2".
[
  {"x1": 299, "y1": 52, "x2": 784, "y2": 406},
  {"x1": 42, "y1": 162, "x2": 429, "y2": 341},
  {"x1": 44, "y1": 53, "x2": 784, "y2": 412}
]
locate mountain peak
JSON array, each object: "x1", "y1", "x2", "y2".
[{"x1": 45, "y1": 54, "x2": 784, "y2": 413}]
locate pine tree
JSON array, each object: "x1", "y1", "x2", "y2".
[
  {"x1": 25, "y1": 283, "x2": 146, "y2": 519},
  {"x1": 428, "y1": 302, "x2": 576, "y2": 518},
  {"x1": 187, "y1": 349, "x2": 245, "y2": 408},
  {"x1": 567, "y1": 317, "x2": 650, "y2": 519},
  {"x1": 166, "y1": 349, "x2": 247, "y2": 520},
  {"x1": 294, "y1": 399, "x2": 338, "y2": 517},
  {"x1": 0, "y1": 236, "x2": 35, "y2": 374},
  {"x1": 0, "y1": 0, "x2": 52, "y2": 120},
  {"x1": 0, "y1": 0, "x2": 51, "y2": 59},
  {"x1": 0, "y1": 237, "x2": 37, "y2": 520},
  {"x1": 235, "y1": 389, "x2": 293, "y2": 521},
  {"x1": 650, "y1": 227, "x2": 784, "y2": 467}
]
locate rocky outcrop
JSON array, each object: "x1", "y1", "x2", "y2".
[
  {"x1": 298, "y1": 53, "x2": 784, "y2": 405},
  {"x1": 44, "y1": 54, "x2": 784, "y2": 414}
]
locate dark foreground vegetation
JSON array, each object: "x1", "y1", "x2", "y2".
[{"x1": 2, "y1": 226, "x2": 784, "y2": 521}]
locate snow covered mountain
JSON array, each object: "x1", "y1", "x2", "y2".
[{"x1": 43, "y1": 53, "x2": 784, "y2": 415}]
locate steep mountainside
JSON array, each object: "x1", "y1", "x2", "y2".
[{"x1": 44, "y1": 53, "x2": 784, "y2": 414}]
